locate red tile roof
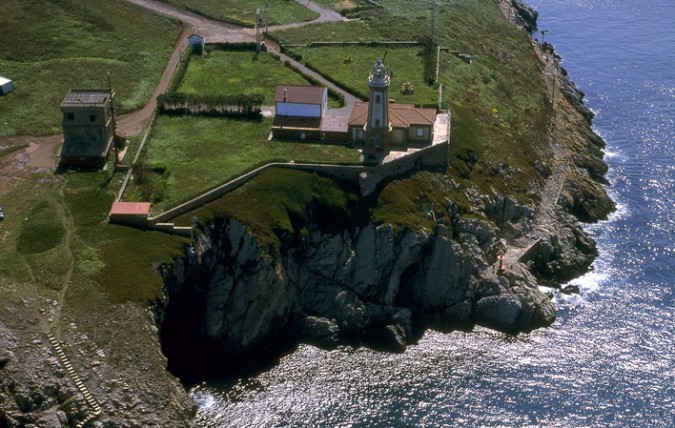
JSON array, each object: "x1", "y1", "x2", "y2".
[
  {"x1": 348, "y1": 102, "x2": 436, "y2": 128},
  {"x1": 110, "y1": 202, "x2": 151, "y2": 216},
  {"x1": 348, "y1": 102, "x2": 369, "y2": 127},
  {"x1": 274, "y1": 85, "x2": 325, "y2": 104},
  {"x1": 389, "y1": 104, "x2": 437, "y2": 128}
]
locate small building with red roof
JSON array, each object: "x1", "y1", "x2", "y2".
[{"x1": 109, "y1": 201, "x2": 151, "y2": 226}]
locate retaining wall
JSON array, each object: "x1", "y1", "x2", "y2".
[{"x1": 149, "y1": 141, "x2": 449, "y2": 223}]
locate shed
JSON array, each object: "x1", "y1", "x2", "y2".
[
  {"x1": 0, "y1": 76, "x2": 14, "y2": 95},
  {"x1": 109, "y1": 201, "x2": 151, "y2": 226},
  {"x1": 187, "y1": 33, "x2": 205, "y2": 54}
]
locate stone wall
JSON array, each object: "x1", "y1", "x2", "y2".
[{"x1": 150, "y1": 142, "x2": 449, "y2": 223}]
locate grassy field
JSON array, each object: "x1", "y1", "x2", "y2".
[
  {"x1": 161, "y1": 0, "x2": 319, "y2": 26},
  {"x1": 130, "y1": 0, "x2": 550, "y2": 238},
  {"x1": 274, "y1": 20, "x2": 382, "y2": 45},
  {"x1": 175, "y1": 168, "x2": 364, "y2": 248},
  {"x1": 289, "y1": 46, "x2": 438, "y2": 104},
  {"x1": 0, "y1": 168, "x2": 188, "y2": 311},
  {"x1": 0, "y1": 0, "x2": 180, "y2": 137},
  {"x1": 178, "y1": 49, "x2": 315, "y2": 103},
  {"x1": 127, "y1": 115, "x2": 361, "y2": 212}
]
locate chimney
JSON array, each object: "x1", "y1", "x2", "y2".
[{"x1": 283, "y1": 88, "x2": 288, "y2": 102}]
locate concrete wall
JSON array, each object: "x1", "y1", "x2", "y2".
[{"x1": 358, "y1": 142, "x2": 449, "y2": 196}]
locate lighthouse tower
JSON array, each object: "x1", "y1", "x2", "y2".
[{"x1": 365, "y1": 59, "x2": 392, "y2": 159}]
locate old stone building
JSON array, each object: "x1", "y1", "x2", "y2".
[{"x1": 59, "y1": 89, "x2": 116, "y2": 168}]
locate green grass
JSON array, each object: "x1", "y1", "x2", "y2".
[
  {"x1": 16, "y1": 199, "x2": 66, "y2": 254},
  {"x1": 288, "y1": 46, "x2": 438, "y2": 104},
  {"x1": 128, "y1": 115, "x2": 361, "y2": 212},
  {"x1": 62, "y1": 169, "x2": 189, "y2": 302},
  {"x1": 370, "y1": 171, "x2": 458, "y2": 231},
  {"x1": 161, "y1": 0, "x2": 319, "y2": 26},
  {"x1": 0, "y1": 0, "x2": 180, "y2": 137},
  {"x1": 0, "y1": 165, "x2": 188, "y2": 311},
  {"x1": 176, "y1": 168, "x2": 363, "y2": 248},
  {"x1": 273, "y1": 20, "x2": 381, "y2": 45},
  {"x1": 130, "y1": 0, "x2": 552, "y2": 231},
  {"x1": 178, "y1": 49, "x2": 315, "y2": 103}
]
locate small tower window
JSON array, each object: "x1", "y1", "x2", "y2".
[
  {"x1": 375, "y1": 119, "x2": 380, "y2": 127},
  {"x1": 66, "y1": 112, "x2": 74, "y2": 120},
  {"x1": 89, "y1": 115, "x2": 96, "y2": 122},
  {"x1": 375, "y1": 95, "x2": 381, "y2": 103}
]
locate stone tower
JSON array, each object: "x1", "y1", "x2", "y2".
[{"x1": 365, "y1": 59, "x2": 392, "y2": 159}]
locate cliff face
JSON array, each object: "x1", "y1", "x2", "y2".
[{"x1": 159, "y1": 199, "x2": 568, "y2": 375}]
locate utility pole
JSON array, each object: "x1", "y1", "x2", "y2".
[
  {"x1": 431, "y1": 0, "x2": 436, "y2": 46},
  {"x1": 107, "y1": 72, "x2": 120, "y2": 164},
  {"x1": 265, "y1": 0, "x2": 269, "y2": 37},
  {"x1": 107, "y1": 72, "x2": 117, "y2": 137},
  {"x1": 255, "y1": 8, "x2": 261, "y2": 53}
]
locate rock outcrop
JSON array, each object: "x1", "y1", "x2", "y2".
[
  {"x1": 159, "y1": 202, "x2": 560, "y2": 377},
  {"x1": 509, "y1": 0, "x2": 539, "y2": 34}
]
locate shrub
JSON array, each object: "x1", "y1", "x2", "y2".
[
  {"x1": 157, "y1": 92, "x2": 264, "y2": 117},
  {"x1": 400, "y1": 81, "x2": 415, "y2": 95}
]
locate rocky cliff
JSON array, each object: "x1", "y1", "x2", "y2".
[{"x1": 158, "y1": 190, "x2": 595, "y2": 377}]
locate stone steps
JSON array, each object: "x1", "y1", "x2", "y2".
[{"x1": 47, "y1": 332, "x2": 103, "y2": 427}]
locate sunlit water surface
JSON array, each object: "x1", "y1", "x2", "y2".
[{"x1": 191, "y1": 1, "x2": 674, "y2": 425}]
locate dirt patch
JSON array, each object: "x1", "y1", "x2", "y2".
[{"x1": 0, "y1": 135, "x2": 63, "y2": 198}]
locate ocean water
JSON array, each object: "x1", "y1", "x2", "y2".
[{"x1": 190, "y1": 1, "x2": 675, "y2": 426}]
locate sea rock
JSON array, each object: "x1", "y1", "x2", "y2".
[
  {"x1": 558, "y1": 175, "x2": 615, "y2": 222},
  {"x1": 509, "y1": 0, "x2": 539, "y2": 34},
  {"x1": 299, "y1": 316, "x2": 339, "y2": 347},
  {"x1": 475, "y1": 293, "x2": 523, "y2": 331}
]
